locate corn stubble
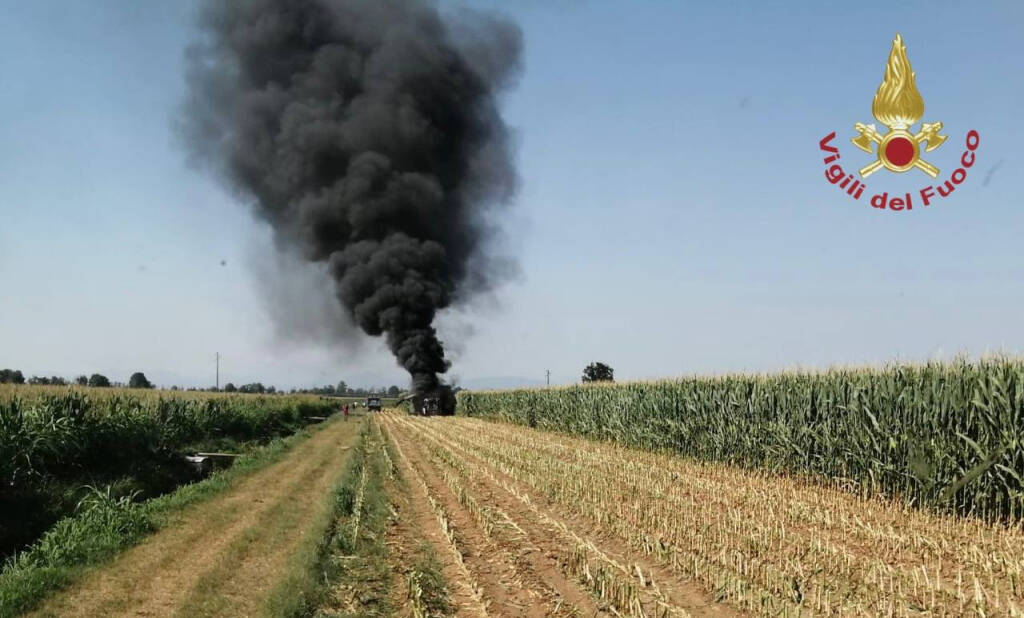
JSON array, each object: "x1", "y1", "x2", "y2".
[{"x1": 389, "y1": 412, "x2": 1024, "y2": 616}]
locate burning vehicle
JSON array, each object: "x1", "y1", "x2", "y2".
[{"x1": 403, "y1": 388, "x2": 456, "y2": 416}]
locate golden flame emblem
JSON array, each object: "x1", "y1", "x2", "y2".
[
  {"x1": 852, "y1": 34, "x2": 947, "y2": 178},
  {"x1": 872, "y1": 35, "x2": 924, "y2": 129}
]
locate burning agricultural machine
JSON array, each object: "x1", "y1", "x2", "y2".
[{"x1": 399, "y1": 389, "x2": 456, "y2": 416}]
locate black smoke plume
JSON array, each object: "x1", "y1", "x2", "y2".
[{"x1": 183, "y1": 0, "x2": 521, "y2": 395}]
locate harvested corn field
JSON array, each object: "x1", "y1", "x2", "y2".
[{"x1": 381, "y1": 412, "x2": 1024, "y2": 617}]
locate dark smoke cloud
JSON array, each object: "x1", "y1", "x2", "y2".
[{"x1": 183, "y1": 0, "x2": 521, "y2": 394}]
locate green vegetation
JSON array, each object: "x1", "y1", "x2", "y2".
[
  {"x1": 404, "y1": 551, "x2": 451, "y2": 618},
  {"x1": 0, "y1": 371, "x2": 25, "y2": 385},
  {"x1": 295, "y1": 381, "x2": 405, "y2": 398},
  {"x1": 0, "y1": 423, "x2": 325, "y2": 618},
  {"x1": 0, "y1": 385, "x2": 335, "y2": 558},
  {"x1": 298, "y1": 423, "x2": 394, "y2": 617},
  {"x1": 458, "y1": 358, "x2": 1024, "y2": 520},
  {"x1": 127, "y1": 372, "x2": 153, "y2": 389},
  {"x1": 87, "y1": 374, "x2": 111, "y2": 388},
  {"x1": 300, "y1": 420, "x2": 450, "y2": 618},
  {"x1": 582, "y1": 361, "x2": 614, "y2": 383}
]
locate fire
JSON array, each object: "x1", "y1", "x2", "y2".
[{"x1": 871, "y1": 34, "x2": 924, "y2": 130}]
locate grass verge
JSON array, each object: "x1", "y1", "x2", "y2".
[{"x1": 0, "y1": 416, "x2": 337, "y2": 618}]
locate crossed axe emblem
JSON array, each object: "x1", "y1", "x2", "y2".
[{"x1": 851, "y1": 121, "x2": 947, "y2": 178}]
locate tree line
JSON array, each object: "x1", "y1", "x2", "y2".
[
  {"x1": 1, "y1": 368, "x2": 405, "y2": 397},
  {"x1": 0, "y1": 369, "x2": 153, "y2": 388},
  {"x1": 283, "y1": 381, "x2": 404, "y2": 397}
]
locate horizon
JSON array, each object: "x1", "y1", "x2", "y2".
[
  {"x1": 2, "y1": 1, "x2": 1022, "y2": 391},
  {"x1": 5, "y1": 351, "x2": 1022, "y2": 393}
]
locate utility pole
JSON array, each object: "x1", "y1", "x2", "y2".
[
  {"x1": 215, "y1": 352, "x2": 220, "y2": 390},
  {"x1": 545, "y1": 369, "x2": 551, "y2": 387}
]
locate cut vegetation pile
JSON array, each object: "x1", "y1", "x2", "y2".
[
  {"x1": 458, "y1": 359, "x2": 1024, "y2": 520},
  {"x1": 0, "y1": 386, "x2": 336, "y2": 557}
]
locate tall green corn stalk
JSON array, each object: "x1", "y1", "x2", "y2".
[
  {"x1": 0, "y1": 391, "x2": 332, "y2": 487},
  {"x1": 457, "y1": 359, "x2": 1024, "y2": 520}
]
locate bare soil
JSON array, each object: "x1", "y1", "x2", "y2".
[{"x1": 387, "y1": 418, "x2": 604, "y2": 617}]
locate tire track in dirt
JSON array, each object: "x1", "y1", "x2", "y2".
[
  {"x1": 28, "y1": 417, "x2": 362, "y2": 618},
  {"x1": 380, "y1": 420, "x2": 489, "y2": 618},
  {"x1": 381, "y1": 472, "x2": 420, "y2": 617},
  {"x1": 386, "y1": 416, "x2": 604, "y2": 618}
]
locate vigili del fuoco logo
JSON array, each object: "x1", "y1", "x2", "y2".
[{"x1": 819, "y1": 34, "x2": 979, "y2": 211}]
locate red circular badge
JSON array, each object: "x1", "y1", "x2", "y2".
[{"x1": 884, "y1": 136, "x2": 915, "y2": 167}]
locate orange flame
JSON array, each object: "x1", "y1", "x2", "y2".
[{"x1": 871, "y1": 34, "x2": 924, "y2": 129}]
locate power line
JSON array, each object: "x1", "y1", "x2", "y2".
[
  {"x1": 215, "y1": 352, "x2": 220, "y2": 390},
  {"x1": 545, "y1": 369, "x2": 550, "y2": 387}
]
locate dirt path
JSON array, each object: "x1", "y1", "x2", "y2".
[
  {"x1": 381, "y1": 420, "x2": 493, "y2": 617},
  {"x1": 29, "y1": 416, "x2": 363, "y2": 618}
]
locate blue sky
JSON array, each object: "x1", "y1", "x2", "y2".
[{"x1": 1, "y1": 1, "x2": 1022, "y2": 390}]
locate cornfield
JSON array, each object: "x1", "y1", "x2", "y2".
[
  {"x1": 457, "y1": 359, "x2": 1024, "y2": 520},
  {"x1": 0, "y1": 385, "x2": 335, "y2": 555},
  {"x1": 0, "y1": 385, "x2": 331, "y2": 484}
]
